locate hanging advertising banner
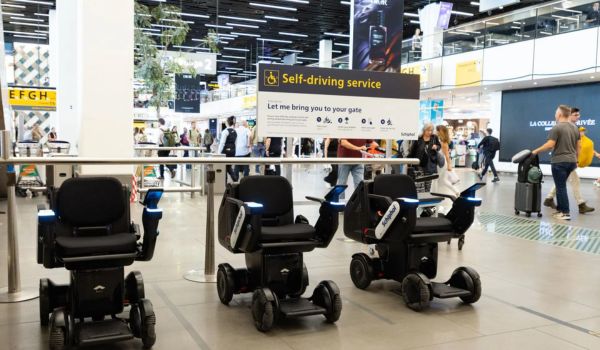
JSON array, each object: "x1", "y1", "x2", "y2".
[
  {"x1": 437, "y1": 2, "x2": 454, "y2": 30},
  {"x1": 174, "y1": 74, "x2": 202, "y2": 113},
  {"x1": 419, "y1": 100, "x2": 444, "y2": 130},
  {"x1": 257, "y1": 64, "x2": 420, "y2": 139},
  {"x1": 351, "y1": 0, "x2": 404, "y2": 72},
  {"x1": 8, "y1": 88, "x2": 56, "y2": 111}
]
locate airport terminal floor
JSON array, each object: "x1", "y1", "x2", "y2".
[{"x1": 2, "y1": 166, "x2": 600, "y2": 350}]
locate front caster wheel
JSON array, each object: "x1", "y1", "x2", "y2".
[
  {"x1": 252, "y1": 289, "x2": 276, "y2": 332},
  {"x1": 526, "y1": 212, "x2": 532, "y2": 217},
  {"x1": 217, "y1": 264, "x2": 236, "y2": 305},
  {"x1": 401, "y1": 273, "x2": 431, "y2": 311},
  {"x1": 133, "y1": 299, "x2": 156, "y2": 348},
  {"x1": 49, "y1": 308, "x2": 68, "y2": 350},
  {"x1": 537, "y1": 212, "x2": 543, "y2": 218},
  {"x1": 312, "y1": 280, "x2": 342, "y2": 323},
  {"x1": 514, "y1": 209, "x2": 519, "y2": 215},
  {"x1": 449, "y1": 267, "x2": 482, "y2": 304},
  {"x1": 350, "y1": 253, "x2": 373, "y2": 290}
]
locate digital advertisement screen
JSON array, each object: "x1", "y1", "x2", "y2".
[
  {"x1": 500, "y1": 83, "x2": 600, "y2": 166},
  {"x1": 351, "y1": 0, "x2": 404, "y2": 71},
  {"x1": 175, "y1": 74, "x2": 201, "y2": 113}
]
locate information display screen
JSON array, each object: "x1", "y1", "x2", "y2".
[{"x1": 500, "y1": 83, "x2": 600, "y2": 166}]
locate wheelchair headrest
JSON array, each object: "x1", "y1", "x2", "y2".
[
  {"x1": 56, "y1": 177, "x2": 126, "y2": 227},
  {"x1": 238, "y1": 176, "x2": 293, "y2": 217},
  {"x1": 373, "y1": 174, "x2": 417, "y2": 200}
]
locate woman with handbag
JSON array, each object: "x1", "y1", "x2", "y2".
[{"x1": 409, "y1": 123, "x2": 441, "y2": 174}]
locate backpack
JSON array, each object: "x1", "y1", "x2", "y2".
[
  {"x1": 488, "y1": 136, "x2": 500, "y2": 153},
  {"x1": 163, "y1": 130, "x2": 178, "y2": 147},
  {"x1": 204, "y1": 132, "x2": 214, "y2": 146},
  {"x1": 222, "y1": 128, "x2": 237, "y2": 157}
]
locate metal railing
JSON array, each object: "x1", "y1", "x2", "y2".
[{"x1": 0, "y1": 130, "x2": 419, "y2": 300}]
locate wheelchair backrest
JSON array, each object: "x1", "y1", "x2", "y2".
[
  {"x1": 238, "y1": 176, "x2": 294, "y2": 226},
  {"x1": 51, "y1": 177, "x2": 131, "y2": 237},
  {"x1": 373, "y1": 174, "x2": 417, "y2": 199}
]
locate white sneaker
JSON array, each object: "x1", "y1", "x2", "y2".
[{"x1": 552, "y1": 212, "x2": 571, "y2": 221}]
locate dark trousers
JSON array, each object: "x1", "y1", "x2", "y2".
[
  {"x1": 235, "y1": 154, "x2": 251, "y2": 178},
  {"x1": 551, "y1": 162, "x2": 577, "y2": 214},
  {"x1": 266, "y1": 151, "x2": 281, "y2": 176},
  {"x1": 158, "y1": 149, "x2": 175, "y2": 178},
  {"x1": 225, "y1": 154, "x2": 238, "y2": 182},
  {"x1": 481, "y1": 152, "x2": 498, "y2": 178}
]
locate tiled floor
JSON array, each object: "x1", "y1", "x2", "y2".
[{"x1": 2, "y1": 165, "x2": 600, "y2": 349}]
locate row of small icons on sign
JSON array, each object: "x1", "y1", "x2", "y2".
[{"x1": 316, "y1": 117, "x2": 393, "y2": 126}]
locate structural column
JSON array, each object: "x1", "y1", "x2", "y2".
[{"x1": 319, "y1": 39, "x2": 333, "y2": 68}]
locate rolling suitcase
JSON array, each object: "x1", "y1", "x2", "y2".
[{"x1": 512, "y1": 150, "x2": 543, "y2": 218}]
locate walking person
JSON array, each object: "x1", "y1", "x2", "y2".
[
  {"x1": 337, "y1": 139, "x2": 369, "y2": 197},
  {"x1": 265, "y1": 137, "x2": 283, "y2": 176},
  {"x1": 217, "y1": 116, "x2": 239, "y2": 182},
  {"x1": 532, "y1": 105, "x2": 581, "y2": 220},
  {"x1": 408, "y1": 123, "x2": 441, "y2": 174},
  {"x1": 323, "y1": 138, "x2": 339, "y2": 187},
  {"x1": 477, "y1": 128, "x2": 500, "y2": 182},
  {"x1": 251, "y1": 124, "x2": 266, "y2": 174},
  {"x1": 544, "y1": 107, "x2": 595, "y2": 214},
  {"x1": 203, "y1": 129, "x2": 214, "y2": 153},
  {"x1": 157, "y1": 118, "x2": 177, "y2": 179},
  {"x1": 234, "y1": 121, "x2": 252, "y2": 178},
  {"x1": 434, "y1": 125, "x2": 460, "y2": 213}
]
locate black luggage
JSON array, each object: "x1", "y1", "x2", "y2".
[{"x1": 512, "y1": 150, "x2": 543, "y2": 218}]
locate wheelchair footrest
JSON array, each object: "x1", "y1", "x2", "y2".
[
  {"x1": 279, "y1": 298, "x2": 326, "y2": 318},
  {"x1": 76, "y1": 319, "x2": 133, "y2": 346},
  {"x1": 431, "y1": 282, "x2": 472, "y2": 299}
]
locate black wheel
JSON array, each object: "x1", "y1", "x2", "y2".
[
  {"x1": 49, "y1": 309, "x2": 67, "y2": 350},
  {"x1": 349, "y1": 254, "x2": 373, "y2": 290},
  {"x1": 458, "y1": 236, "x2": 465, "y2": 251},
  {"x1": 39, "y1": 278, "x2": 50, "y2": 327},
  {"x1": 141, "y1": 314, "x2": 156, "y2": 348},
  {"x1": 217, "y1": 264, "x2": 235, "y2": 305},
  {"x1": 129, "y1": 304, "x2": 142, "y2": 338},
  {"x1": 514, "y1": 209, "x2": 519, "y2": 215},
  {"x1": 251, "y1": 289, "x2": 275, "y2": 332},
  {"x1": 401, "y1": 273, "x2": 431, "y2": 311},
  {"x1": 289, "y1": 263, "x2": 309, "y2": 298},
  {"x1": 449, "y1": 267, "x2": 482, "y2": 304},
  {"x1": 526, "y1": 212, "x2": 531, "y2": 217},
  {"x1": 537, "y1": 212, "x2": 543, "y2": 218},
  {"x1": 321, "y1": 281, "x2": 342, "y2": 323}
]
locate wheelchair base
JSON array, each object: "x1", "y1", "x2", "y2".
[
  {"x1": 76, "y1": 319, "x2": 133, "y2": 346},
  {"x1": 430, "y1": 282, "x2": 472, "y2": 299},
  {"x1": 279, "y1": 297, "x2": 327, "y2": 318}
]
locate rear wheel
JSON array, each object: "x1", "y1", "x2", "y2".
[
  {"x1": 49, "y1": 309, "x2": 67, "y2": 350},
  {"x1": 39, "y1": 279, "x2": 50, "y2": 327},
  {"x1": 217, "y1": 264, "x2": 235, "y2": 305},
  {"x1": 141, "y1": 314, "x2": 156, "y2": 348},
  {"x1": 350, "y1": 254, "x2": 373, "y2": 290},
  {"x1": 401, "y1": 273, "x2": 431, "y2": 311}
]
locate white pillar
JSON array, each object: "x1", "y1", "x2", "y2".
[
  {"x1": 319, "y1": 39, "x2": 332, "y2": 68},
  {"x1": 56, "y1": 0, "x2": 134, "y2": 176}
]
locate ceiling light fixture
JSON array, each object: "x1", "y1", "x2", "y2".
[
  {"x1": 257, "y1": 38, "x2": 293, "y2": 43},
  {"x1": 323, "y1": 32, "x2": 350, "y2": 37},
  {"x1": 231, "y1": 32, "x2": 261, "y2": 37},
  {"x1": 2, "y1": 12, "x2": 24, "y2": 17},
  {"x1": 1, "y1": 4, "x2": 26, "y2": 9},
  {"x1": 34, "y1": 13, "x2": 49, "y2": 17},
  {"x1": 13, "y1": 34, "x2": 47, "y2": 39},
  {"x1": 334, "y1": 43, "x2": 349, "y2": 47},
  {"x1": 11, "y1": 16, "x2": 44, "y2": 22},
  {"x1": 205, "y1": 24, "x2": 233, "y2": 29},
  {"x1": 451, "y1": 10, "x2": 474, "y2": 17},
  {"x1": 166, "y1": 11, "x2": 209, "y2": 19},
  {"x1": 225, "y1": 67, "x2": 243, "y2": 70},
  {"x1": 297, "y1": 56, "x2": 318, "y2": 61},
  {"x1": 259, "y1": 55, "x2": 282, "y2": 60},
  {"x1": 279, "y1": 48, "x2": 303, "y2": 53},
  {"x1": 9, "y1": 21, "x2": 50, "y2": 27},
  {"x1": 219, "y1": 15, "x2": 267, "y2": 23},
  {"x1": 222, "y1": 55, "x2": 246, "y2": 59},
  {"x1": 404, "y1": 13, "x2": 419, "y2": 18},
  {"x1": 249, "y1": 2, "x2": 297, "y2": 11},
  {"x1": 279, "y1": 31, "x2": 308, "y2": 37},
  {"x1": 226, "y1": 22, "x2": 259, "y2": 29},
  {"x1": 265, "y1": 15, "x2": 298, "y2": 22},
  {"x1": 13, "y1": 0, "x2": 53, "y2": 5},
  {"x1": 280, "y1": 0, "x2": 309, "y2": 4},
  {"x1": 223, "y1": 47, "x2": 250, "y2": 52},
  {"x1": 217, "y1": 59, "x2": 238, "y2": 63},
  {"x1": 340, "y1": 1, "x2": 351, "y2": 5}
]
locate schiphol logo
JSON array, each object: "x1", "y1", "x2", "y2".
[
  {"x1": 93, "y1": 285, "x2": 106, "y2": 294},
  {"x1": 375, "y1": 202, "x2": 400, "y2": 239},
  {"x1": 264, "y1": 69, "x2": 280, "y2": 87},
  {"x1": 381, "y1": 205, "x2": 397, "y2": 227}
]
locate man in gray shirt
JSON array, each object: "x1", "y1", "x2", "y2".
[{"x1": 533, "y1": 105, "x2": 581, "y2": 220}]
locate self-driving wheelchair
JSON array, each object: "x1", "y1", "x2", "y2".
[
  {"x1": 37, "y1": 177, "x2": 163, "y2": 349},
  {"x1": 217, "y1": 176, "x2": 346, "y2": 331},
  {"x1": 344, "y1": 174, "x2": 484, "y2": 311}
]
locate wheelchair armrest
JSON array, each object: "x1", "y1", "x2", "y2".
[
  {"x1": 138, "y1": 207, "x2": 163, "y2": 261},
  {"x1": 414, "y1": 174, "x2": 439, "y2": 183},
  {"x1": 227, "y1": 199, "x2": 264, "y2": 252},
  {"x1": 430, "y1": 192, "x2": 457, "y2": 202},
  {"x1": 457, "y1": 196, "x2": 483, "y2": 207}
]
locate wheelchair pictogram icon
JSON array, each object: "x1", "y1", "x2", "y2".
[{"x1": 264, "y1": 70, "x2": 279, "y2": 87}]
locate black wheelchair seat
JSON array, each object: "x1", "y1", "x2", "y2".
[
  {"x1": 413, "y1": 216, "x2": 454, "y2": 234},
  {"x1": 55, "y1": 233, "x2": 137, "y2": 258},
  {"x1": 261, "y1": 223, "x2": 316, "y2": 242}
]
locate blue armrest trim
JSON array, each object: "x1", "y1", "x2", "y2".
[{"x1": 38, "y1": 209, "x2": 56, "y2": 223}]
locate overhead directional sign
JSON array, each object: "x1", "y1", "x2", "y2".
[
  {"x1": 8, "y1": 88, "x2": 56, "y2": 111},
  {"x1": 257, "y1": 64, "x2": 420, "y2": 140}
]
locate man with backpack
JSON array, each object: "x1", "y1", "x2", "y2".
[
  {"x1": 218, "y1": 116, "x2": 239, "y2": 182},
  {"x1": 158, "y1": 118, "x2": 178, "y2": 179},
  {"x1": 478, "y1": 128, "x2": 500, "y2": 182},
  {"x1": 203, "y1": 129, "x2": 214, "y2": 153}
]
